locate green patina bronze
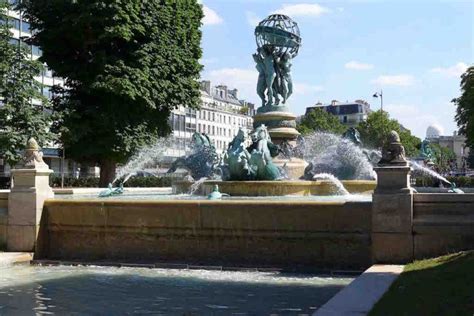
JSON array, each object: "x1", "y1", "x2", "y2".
[
  {"x1": 253, "y1": 14, "x2": 301, "y2": 112},
  {"x1": 99, "y1": 183, "x2": 124, "y2": 198},
  {"x1": 220, "y1": 125, "x2": 283, "y2": 181},
  {"x1": 420, "y1": 139, "x2": 435, "y2": 164}
]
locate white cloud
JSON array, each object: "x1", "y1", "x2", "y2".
[
  {"x1": 345, "y1": 61, "x2": 374, "y2": 70},
  {"x1": 371, "y1": 75, "x2": 415, "y2": 86},
  {"x1": 430, "y1": 62, "x2": 468, "y2": 78},
  {"x1": 246, "y1": 11, "x2": 261, "y2": 27},
  {"x1": 207, "y1": 68, "x2": 257, "y2": 101},
  {"x1": 202, "y1": 5, "x2": 223, "y2": 25},
  {"x1": 273, "y1": 3, "x2": 330, "y2": 17},
  {"x1": 294, "y1": 83, "x2": 324, "y2": 94},
  {"x1": 384, "y1": 104, "x2": 446, "y2": 138}
]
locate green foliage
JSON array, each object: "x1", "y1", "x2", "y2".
[
  {"x1": 414, "y1": 176, "x2": 474, "y2": 188},
  {"x1": 49, "y1": 175, "x2": 172, "y2": 188},
  {"x1": 430, "y1": 143, "x2": 457, "y2": 172},
  {"x1": 0, "y1": 0, "x2": 54, "y2": 165},
  {"x1": 453, "y1": 66, "x2": 474, "y2": 147},
  {"x1": 238, "y1": 106, "x2": 249, "y2": 115},
  {"x1": 21, "y1": 0, "x2": 203, "y2": 184},
  {"x1": 122, "y1": 176, "x2": 172, "y2": 187},
  {"x1": 50, "y1": 175, "x2": 99, "y2": 188},
  {"x1": 357, "y1": 110, "x2": 421, "y2": 157},
  {"x1": 297, "y1": 108, "x2": 346, "y2": 135},
  {"x1": 467, "y1": 148, "x2": 474, "y2": 169},
  {"x1": 0, "y1": 176, "x2": 10, "y2": 189}
]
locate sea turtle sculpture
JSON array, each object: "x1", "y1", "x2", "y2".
[
  {"x1": 167, "y1": 132, "x2": 219, "y2": 180},
  {"x1": 99, "y1": 183, "x2": 124, "y2": 198}
]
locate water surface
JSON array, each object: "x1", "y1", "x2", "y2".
[{"x1": 0, "y1": 264, "x2": 353, "y2": 315}]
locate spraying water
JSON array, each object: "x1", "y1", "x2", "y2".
[
  {"x1": 312, "y1": 173, "x2": 350, "y2": 195},
  {"x1": 410, "y1": 161, "x2": 451, "y2": 185},
  {"x1": 302, "y1": 132, "x2": 377, "y2": 180},
  {"x1": 188, "y1": 177, "x2": 208, "y2": 195},
  {"x1": 114, "y1": 137, "x2": 173, "y2": 184}
]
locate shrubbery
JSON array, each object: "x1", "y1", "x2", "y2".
[
  {"x1": 414, "y1": 176, "x2": 474, "y2": 187},
  {"x1": 0, "y1": 177, "x2": 11, "y2": 189},
  {"x1": 49, "y1": 175, "x2": 173, "y2": 188}
]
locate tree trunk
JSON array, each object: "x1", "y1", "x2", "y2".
[{"x1": 99, "y1": 159, "x2": 116, "y2": 187}]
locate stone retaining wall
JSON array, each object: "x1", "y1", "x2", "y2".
[
  {"x1": 0, "y1": 190, "x2": 8, "y2": 249},
  {"x1": 413, "y1": 193, "x2": 474, "y2": 259},
  {"x1": 36, "y1": 199, "x2": 373, "y2": 269}
]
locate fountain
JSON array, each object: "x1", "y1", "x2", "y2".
[{"x1": 167, "y1": 14, "x2": 377, "y2": 196}]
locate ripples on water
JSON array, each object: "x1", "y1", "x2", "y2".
[{"x1": 0, "y1": 264, "x2": 353, "y2": 315}]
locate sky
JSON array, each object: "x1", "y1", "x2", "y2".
[{"x1": 199, "y1": 0, "x2": 473, "y2": 139}]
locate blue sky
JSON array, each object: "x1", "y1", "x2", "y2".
[{"x1": 199, "y1": 0, "x2": 473, "y2": 138}]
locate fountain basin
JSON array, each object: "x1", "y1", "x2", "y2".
[
  {"x1": 36, "y1": 198, "x2": 373, "y2": 269},
  {"x1": 174, "y1": 180, "x2": 376, "y2": 196}
]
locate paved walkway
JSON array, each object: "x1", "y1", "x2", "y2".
[
  {"x1": 0, "y1": 252, "x2": 33, "y2": 265},
  {"x1": 314, "y1": 264, "x2": 404, "y2": 316}
]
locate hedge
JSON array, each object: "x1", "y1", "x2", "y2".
[
  {"x1": 49, "y1": 175, "x2": 173, "y2": 188},
  {"x1": 414, "y1": 176, "x2": 474, "y2": 188},
  {"x1": 0, "y1": 177, "x2": 11, "y2": 189}
]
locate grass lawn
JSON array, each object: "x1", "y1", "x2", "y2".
[{"x1": 369, "y1": 251, "x2": 474, "y2": 316}]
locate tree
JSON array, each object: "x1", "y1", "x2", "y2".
[
  {"x1": 453, "y1": 66, "x2": 474, "y2": 148},
  {"x1": 297, "y1": 108, "x2": 346, "y2": 135},
  {"x1": 357, "y1": 110, "x2": 421, "y2": 157},
  {"x1": 0, "y1": 0, "x2": 53, "y2": 165},
  {"x1": 430, "y1": 143, "x2": 456, "y2": 172},
  {"x1": 467, "y1": 148, "x2": 474, "y2": 169},
  {"x1": 21, "y1": 0, "x2": 203, "y2": 186}
]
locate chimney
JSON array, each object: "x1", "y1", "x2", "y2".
[
  {"x1": 229, "y1": 88, "x2": 238, "y2": 99},
  {"x1": 200, "y1": 80, "x2": 211, "y2": 94},
  {"x1": 331, "y1": 100, "x2": 338, "y2": 106},
  {"x1": 222, "y1": 85, "x2": 228, "y2": 99}
]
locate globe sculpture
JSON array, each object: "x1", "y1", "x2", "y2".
[
  {"x1": 252, "y1": 14, "x2": 307, "y2": 179},
  {"x1": 253, "y1": 14, "x2": 301, "y2": 110},
  {"x1": 255, "y1": 14, "x2": 301, "y2": 59}
]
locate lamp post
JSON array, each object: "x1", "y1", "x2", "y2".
[
  {"x1": 372, "y1": 90, "x2": 383, "y2": 112},
  {"x1": 373, "y1": 90, "x2": 385, "y2": 148}
]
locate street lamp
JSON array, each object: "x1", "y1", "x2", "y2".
[{"x1": 372, "y1": 90, "x2": 383, "y2": 112}]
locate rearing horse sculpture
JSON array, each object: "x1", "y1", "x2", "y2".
[{"x1": 167, "y1": 132, "x2": 219, "y2": 180}]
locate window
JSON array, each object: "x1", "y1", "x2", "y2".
[
  {"x1": 8, "y1": 38, "x2": 19, "y2": 46},
  {"x1": 32, "y1": 45, "x2": 42, "y2": 57},
  {"x1": 343, "y1": 116, "x2": 347, "y2": 123},
  {"x1": 21, "y1": 20, "x2": 30, "y2": 33},
  {"x1": 42, "y1": 86, "x2": 51, "y2": 98}
]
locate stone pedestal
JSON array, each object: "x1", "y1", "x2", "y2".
[
  {"x1": 7, "y1": 169, "x2": 53, "y2": 251},
  {"x1": 253, "y1": 109, "x2": 307, "y2": 179},
  {"x1": 7, "y1": 138, "x2": 54, "y2": 252},
  {"x1": 372, "y1": 165, "x2": 414, "y2": 263}
]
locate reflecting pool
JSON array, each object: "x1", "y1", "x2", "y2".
[{"x1": 0, "y1": 264, "x2": 353, "y2": 315}]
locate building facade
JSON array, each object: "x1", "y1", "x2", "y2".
[
  {"x1": 305, "y1": 100, "x2": 371, "y2": 127},
  {"x1": 0, "y1": 3, "x2": 74, "y2": 178},
  {"x1": 425, "y1": 125, "x2": 470, "y2": 171},
  {"x1": 164, "y1": 81, "x2": 255, "y2": 164}
]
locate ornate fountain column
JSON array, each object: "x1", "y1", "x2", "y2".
[
  {"x1": 252, "y1": 14, "x2": 307, "y2": 179},
  {"x1": 372, "y1": 131, "x2": 414, "y2": 263},
  {"x1": 7, "y1": 138, "x2": 54, "y2": 251}
]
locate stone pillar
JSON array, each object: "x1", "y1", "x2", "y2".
[
  {"x1": 7, "y1": 138, "x2": 54, "y2": 252},
  {"x1": 253, "y1": 109, "x2": 307, "y2": 179},
  {"x1": 372, "y1": 166, "x2": 414, "y2": 263}
]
